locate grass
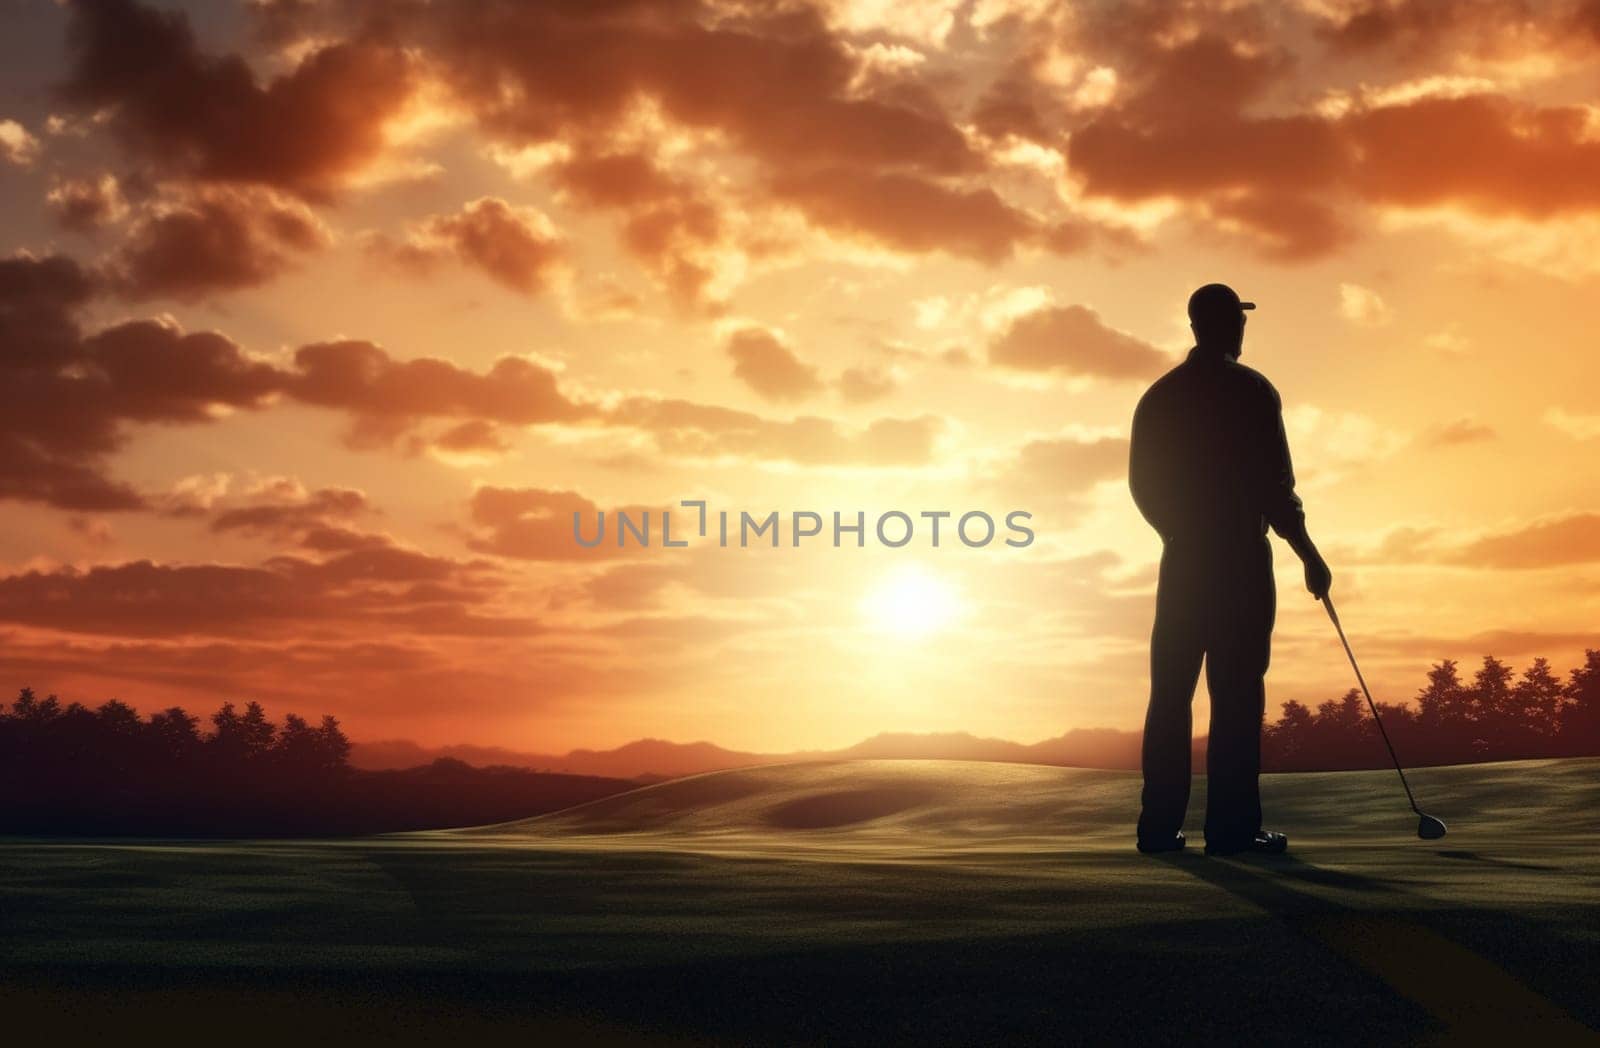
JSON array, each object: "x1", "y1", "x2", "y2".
[{"x1": 2, "y1": 758, "x2": 1597, "y2": 1045}]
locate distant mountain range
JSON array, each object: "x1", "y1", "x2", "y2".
[{"x1": 351, "y1": 729, "x2": 1209, "y2": 781}]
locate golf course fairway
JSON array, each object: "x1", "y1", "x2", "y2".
[{"x1": 3, "y1": 757, "x2": 1597, "y2": 1045}]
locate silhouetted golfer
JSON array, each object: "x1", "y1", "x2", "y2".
[{"x1": 1130, "y1": 283, "x2": 1331, "y2": 856}]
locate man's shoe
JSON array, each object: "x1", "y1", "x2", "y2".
[
  {"x1": 1136, "y1": 830, "x2": 1186, "y2": 854},
  {"x1": 1204, "y1": 829, "x2": 1288, "y2": 857}
]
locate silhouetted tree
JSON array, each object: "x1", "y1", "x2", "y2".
[
  {"x1": 1560, "y1": 649, "x2": 1600, "y2": 756},
  {"x1": 1415, "y1": 658, "x2": 1469, "y2": 733},
  {"x1": 318, "y1": 715, "x2": 352, "y2": 772},
  {"x1": 0, "y1": 690, "x2": 353, "y2": 835},
  {"x1": 240, "y1": 701, "x2": 276, "y2": 760},
  {"x1": 0, "y1": 686, "x2": 621, "y2": 836},
  {"x1": 1504, "y1": 657, "x2": 1565, "y2": 753},
  {"x1": 1259, "y1": 650, "x2": 1600, "y2": 771}
]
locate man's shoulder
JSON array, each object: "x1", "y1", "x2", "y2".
[
  {"x1": 1221, "y1": 359, "x2": 1282, "y2": 405},
  {"x1": 1138, "y1": 361, "x2": 1189, "y2": 400}
]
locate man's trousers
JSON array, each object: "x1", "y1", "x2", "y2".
[{"x1": 1136, "y1": 534, "x2": 1276, "y2": 846}]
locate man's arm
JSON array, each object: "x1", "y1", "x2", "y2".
[
  {"x1": 1129, "y1": 390, "x2": 1175, "y2": 541},
  {"x1": 1261, "y1": 381, "x2": 1332, "y2": 598}
]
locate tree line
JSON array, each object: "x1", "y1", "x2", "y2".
[
  {"x1": 1263, "y1": 649, "x2": 1600, "y2": 771},
  {"x1": 0, "y1": 689, "x2": 631, "y2": 836}
]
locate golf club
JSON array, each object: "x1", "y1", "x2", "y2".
[{"x1": 1321, "y1": 595, "x2": 1448, "y2": 840}]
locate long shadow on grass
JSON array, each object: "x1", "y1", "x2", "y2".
[{"x1": 1153, "y1": 850, "x2": 1595, "y2": 1042}]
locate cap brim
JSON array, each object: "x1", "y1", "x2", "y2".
[{"x1": 1240, "y1": 301, "x2": 1257, "y2": 310}]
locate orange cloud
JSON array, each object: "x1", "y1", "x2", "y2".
[
  {"x1": 368, "y1": 198, "x2": 565, "y2": 296},
  {"x1": 1449, "y1": 513, "x2": 1600, "y2": 569},
  {"x1": 988, "y1": 305, "x2": 1168, "y2": 380},
  {"x1": 769, "y1": 168, "x2": 1038, "y2": 263},
  {"x1": 551, "y1": 149, "x2": 731, "y2": 308},
  {"x1": 609, "y1": 396, "x2": 942, "y2": 466},
  {"x1": 463, "y1": 487, "x2": 661, "y2": 561},
  {"x1": 725, "y1": 326, "x2": 824, "y2": 402}
]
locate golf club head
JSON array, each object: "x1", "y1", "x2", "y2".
[{"x1": 1417, "y1": 813, "x2": 1447, "y2": 840}]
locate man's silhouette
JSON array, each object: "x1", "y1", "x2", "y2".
[{"x1": 1129, "y1": 283, "x2": 1331, "y2": 856}]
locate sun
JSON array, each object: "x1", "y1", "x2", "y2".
[{"x1": 859, "y1": 564, "x2": 964, "y2": 639}]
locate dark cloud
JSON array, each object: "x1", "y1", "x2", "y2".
[
  {"x1": 0, "y1": 252, "x2": 956, "y2": 511},
  {"x1": 210, "y1": 486, "x2": 373, "y2": 545},
  {"x1": 0, "y1": 255, "x2": 596, "y2": 508},
  {"x1": 416, "y1": 0, "x2": 979, "y2": 177},
  {"x1": 367, "y1": 198, "x2": 565, "y2": 295},
  {"x1": 1311, "y1": 0, "x2": 1600, "y2": 64},
  {"x1": 285, "y1": 339, "x2": 593, "y2": 436},
  {"x1": 0, "y1": 546, "x2": 524, "y2": 639},
  {"x1": 106, "y1": 188, "x2": 330, "y2": 299},
  {"x1": 0, "y1": 254, "x2": 280, "y2": 510},
  {"x1": 1063, "y1": 24, "x2": 1600, "y2": 256},
  {"x1": 61, "y1": 0, "x2": 414, "y2": 196}
]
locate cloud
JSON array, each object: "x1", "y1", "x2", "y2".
[
  {"x1": 0, "y1": 252, "x2": 955, "y2": 511},
  {"x1": 1339, "y1": 282, "x2": 1392, "y2": 325},
  {"x1": 1282, "y1": 405, "x2": 1408, "y2": 472},
  {"x1": 550, "y1": 149, "x2": 733, "y2": 309},
  {"x1": 0, "y1": 546, "x2": 527, "y2": 639},
  {"x1": 105, "y1": 187, "x2": 330, "y2": 300},
  {"x1": 46, "y1": 174, "x2": 128, "y2": 232},
  {"x1": 608, "y1": 396, "x2": 943, "y2": 466},
  {"x1": 428, "y1": 419, "x2": 513, "y2": 456},
  {"x1": 837, "y1": 365, "x2": 897, "y2": 404},
  {"x1": 1544, "y1": 406, "x2": 1600, "y2": 440},
  {"x1": 1426, "y1": 418, "x2": 1495, "y2": 446},
  {"x1": 285, "y1": 339, "x2": 593, "y2": 440},
  {"x1": 987, "y1": 304, "x2": 1169, "y2": 380},
  {"x1": 726, "y1": 326, "x2": 824, "y2": 402},
  {"x1": 769, "y1": 167, "x2": 1037, "y2": 263},
  {"x1": 0, "y1": 254, "x2": 281, "y2": 510},
  {"x1": 462, "y1": 487, "x2": 666, "y2": 562},
  {"x1": 369, "y1": 197, "x2": 564, "y2": 296},
  {"x1": 0, "y1": 255, "x2": 598, "y2": 508},
  {"x1": 1053, "y1": 13, "x2": 1600, "y2": 259},
  {"x1": 413, "y1": 1, "x2": 980, "y2": 178},
  {"x1": 987, "y1": 433, "x2": 1130, "y2": 525},
  {"x1": 1007, "y1": 435, "x2": 1129, "y2": 487},
  {"x1": 210, "y1": 485, "x2": 374, "y2": 546},
  {"x1": 0, "y1": 119, "x2": 40, "y2": 165},
  {"x1": 1311, "y1": 0, "x2": 1600, "y2": 73},
  {"x1": 1447, "y1": 513, "x2": 1600, "y2": 569},
  {"x1": 61, "y1": 0, "x2": 414, "y2": 196}
]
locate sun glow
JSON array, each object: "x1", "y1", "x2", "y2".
[{"x1": 859, "y1": 564, "x2": 964, "y2": 639}]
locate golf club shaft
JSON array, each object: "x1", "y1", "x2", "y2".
[{"x1": 1322, "y1": 596, "x2": 1422, "y2": 814}]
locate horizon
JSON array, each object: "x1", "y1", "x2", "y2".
[{"x1": 4, "y1": 0, "x2": 1600, "y2": 753}]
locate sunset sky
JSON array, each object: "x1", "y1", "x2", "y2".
[{"x1": 2, "y1": 0, "x2": 1598, "y2": 753}]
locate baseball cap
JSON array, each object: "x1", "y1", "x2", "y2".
[{"x1": 1187, "y1": 283, "x2": 1256, "y2": 323}]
